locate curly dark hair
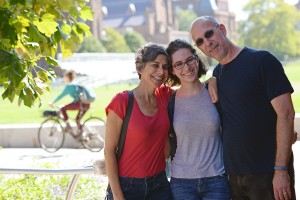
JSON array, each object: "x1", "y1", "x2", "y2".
[
  {"x1": 135, "y1": 43, "x2": 170, "y2": 79},
  {"x1": 166, "y1": 39, "x2": 207, "y2": 86}
]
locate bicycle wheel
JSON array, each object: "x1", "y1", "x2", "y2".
[
  {"x1": 38, "y1": 118, "x2": 65, "y2": 153},
  {"x1": 81, "y1": 117, "x2": 105, "y2": 152}
]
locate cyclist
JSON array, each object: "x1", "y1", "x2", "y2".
[{"x1": 49, "y1": 69, "x2": 90, "y2": 131}]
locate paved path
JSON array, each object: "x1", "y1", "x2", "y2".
[
  {"x1": 0, "y1": 142, "x2": 300, "y2": 198},
  {"x1": 0, "y1": 148, "x2": 101, "y2": 169}
]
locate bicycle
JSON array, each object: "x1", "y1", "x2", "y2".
[{"x1": 38, "y1": 106, "x2": 105, "y2": 153}]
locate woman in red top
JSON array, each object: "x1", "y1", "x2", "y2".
[{"x1": 105, "y1": 43, "x2": 173, "y2": 200}]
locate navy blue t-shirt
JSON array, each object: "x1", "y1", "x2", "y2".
[{"x1": 213, "y1": 47, "x2": 294, "y2": 174}]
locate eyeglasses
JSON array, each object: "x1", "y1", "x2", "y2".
[
  {"x1": 194, "y1": 25, "x2": 219, "y2": 47},
  {"x1": 173, "y1": 56, "x2": 197, "y2": 70}
]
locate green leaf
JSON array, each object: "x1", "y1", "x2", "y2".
[
  {"x1": 34, "y1": 20, "x2": 58, "y2": 37},
  {"x1": 37, "y1": 70, "x2": 48, "y2": 81},
  {"x1": 41, "y1": 13, "x2": 55, "y2": 22},
  {"x1": 28, "y1": 23, "x2": 47, "y2": 42},
  {"x1": 17, "y1": 16, "x2": 30, "y2": 27},
  {"x1": 40, "y1": 42, "x2": 56, "y2": 57},
  {"x1": 45, "y1": 56, "x2": 58, "y2": 67},
  {"x1": 19, "y1": 88, "x2": 32, "y2": 107},
  {"x1": 77, "y1": 22, "x2": 92, "y2": 36},
  {"x1": 0, "y1": 50, "x2": 13, "y2": 68},
  {"x1": 60, "y1": 39, "x2": 74, "y2": 58},
  {"x1": 10, "y1": 0, "x2": 26, "y2": 6},
  {"x1": 34, "y1": 77, "x2": 48, "y2": 94},
  {"x1": 2, "y1": 85, "x2": 15, "y2": 102},
  {"x1": 0, "y1": 0, "x2": 92, "y2": 107},
  {"x1": 58, "y1": 0, "x2": 73, "y2": 12},
  {"x1": 69, "y1": 6, "x2": 79, "y2": 18},
  {"x1": 0, "y1": 8, "x2": 18, "y2": 45},
  {"x1": 47, "y1": 68, "x2": 56, "y2": 80},
  {"x1": 54, "y1": 25, "x2": 69, "y2": 42},
  {"x1": 61, "y1": 24, "x2": 72, "y2": 35},
  {"x1": 79, "y1": 6, "x2": 93, "y2": 21},
  {"x1": 36, "y1": 0, "x2": 56, "y2": 7}
]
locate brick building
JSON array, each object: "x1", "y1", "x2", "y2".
[
  {"x1": 173, "y1": 0, "x2": 236, "y2": 40},
  {"x1": 90, "y1": 0, "x2": 236, "y2": 44},
  {"x1": 99, "y1": 0, "x2": 175, "y2": 44}
]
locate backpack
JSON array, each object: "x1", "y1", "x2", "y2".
[
  {"x1": 168, "y1": 91, "x2": 177, "y2": 161},
  {"x1": 76, "y1": 85, "x2": 96, "y2": 103}
]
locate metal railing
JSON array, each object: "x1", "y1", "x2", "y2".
[{"x1": 0, "y1": 166, "x2": 95, "y2": 200}]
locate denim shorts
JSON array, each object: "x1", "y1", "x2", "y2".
[
  {"x1": 170, "y1": 174, "x2": 231, "y2": 200},
  {"x1": 107, "y1": 170, "x2": 172, "y2": 200}
]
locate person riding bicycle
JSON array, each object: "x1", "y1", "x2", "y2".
[{"x1": 49, "y1": 69, "x2": 90, "y2": 132}]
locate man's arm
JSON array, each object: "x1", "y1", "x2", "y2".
[{"x1": 271, "y1": 93, "x2": 295, "y2": 200}]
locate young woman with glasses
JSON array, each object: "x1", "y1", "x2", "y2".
[{"x1": 166, "y1": 39, "x2": 231, "y2": 199}]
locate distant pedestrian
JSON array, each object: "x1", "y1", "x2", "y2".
[{"x1": 49, "y1": 70, "x2": 90, "y2": 131}]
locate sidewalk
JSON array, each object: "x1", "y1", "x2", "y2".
[
  {"x1": 0, "y1": 142, "x2": 299, "y2": 198},
  {"x1": 0, "y1": 148, "x2": 108, "y2": 199},
  {"x1": 0, "y1": 148, "x2": 101, "y2": 169}
]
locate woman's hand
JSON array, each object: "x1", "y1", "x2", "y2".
[{"x1": 206, "y1": 77, "x2": 218, "y2": 103}]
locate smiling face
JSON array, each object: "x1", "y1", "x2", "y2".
[
  {"x1": 171, "y1": 48, "x2": 199, "y2": 85},
  {"x1": 139, "y1": 54, "x2": 169, "y2": 89},
  {"x1": 191, "y1": 20, "x2": 228, "y2": 63}
]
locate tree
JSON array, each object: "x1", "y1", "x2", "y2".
[
  {"x1": 77, "y1": 36, "x2": 107, "y2": 53},
  {"x1": 124, "y1": 30, "x2": 145, "y2": 52},
  {"x1": 176, "y1": 9, "x2": 197, "y2": 31},
  {"x1": 102, "y1": 28, "x2": 131, "y2": 53},
  {"x1": 239, "y1": 0, "x2": 300, "y2": 60},
  {"x1": 0, "y1": 0, "x2": 93, "y2": 107}
]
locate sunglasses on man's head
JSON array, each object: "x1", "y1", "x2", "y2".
[{"x1": 195, "y1": 25, "x2": 219, "y2": 47}]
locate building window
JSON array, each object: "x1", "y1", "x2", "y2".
[
  {"x1": 128, "y1": 3, "x2": 136, "y2": 14},
  {"x1": 188, "y1": 4, "x2": 194, "y2": 10},
  {"x1": 102, "y1": 6, "x2": 108, "y2": 16}
]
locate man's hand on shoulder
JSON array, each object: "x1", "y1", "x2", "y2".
[
  {"x1": 206, "y1": 77, "x2": 218, "y2": 103},
  {"x1": 293, "y1": 131, "x2": 298, "y2": 144}
]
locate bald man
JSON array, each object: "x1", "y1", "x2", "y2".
[{"x1": 190, "y1": 16, "x2": 295, "y2": 200}]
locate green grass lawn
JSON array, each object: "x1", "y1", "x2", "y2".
[
  {"x1": 0, "y1": 83, "x2": 136, "y2": 124},
  {"x1": 0, "y1": 59, "x2": 299, "y2": 124},
  {"x1": 284, "y1": 60, "x2": 300, "y2": 112}
]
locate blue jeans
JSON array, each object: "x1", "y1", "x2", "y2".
[
  {"x1": 107, "y1": 171, "x2": 172, "y2": 200},
  {"x1": 170, "y1": 174, "x2": 231, "y2": 200}
]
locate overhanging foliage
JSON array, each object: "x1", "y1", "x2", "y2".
[{"x1": 0, "y1": 0, "x2": 93, "y2": 107}]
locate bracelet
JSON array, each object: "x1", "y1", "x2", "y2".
[{"x1": 274, "y1": 166, "x2": 287, "y2": 171}]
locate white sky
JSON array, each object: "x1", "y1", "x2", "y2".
[{"x1": 228, "y1": 0, "x2": 299, "y2": 20}]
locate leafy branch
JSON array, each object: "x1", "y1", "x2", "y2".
[{"x1": 0, "y1": 0, "x2": 93, "y2": 107}]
